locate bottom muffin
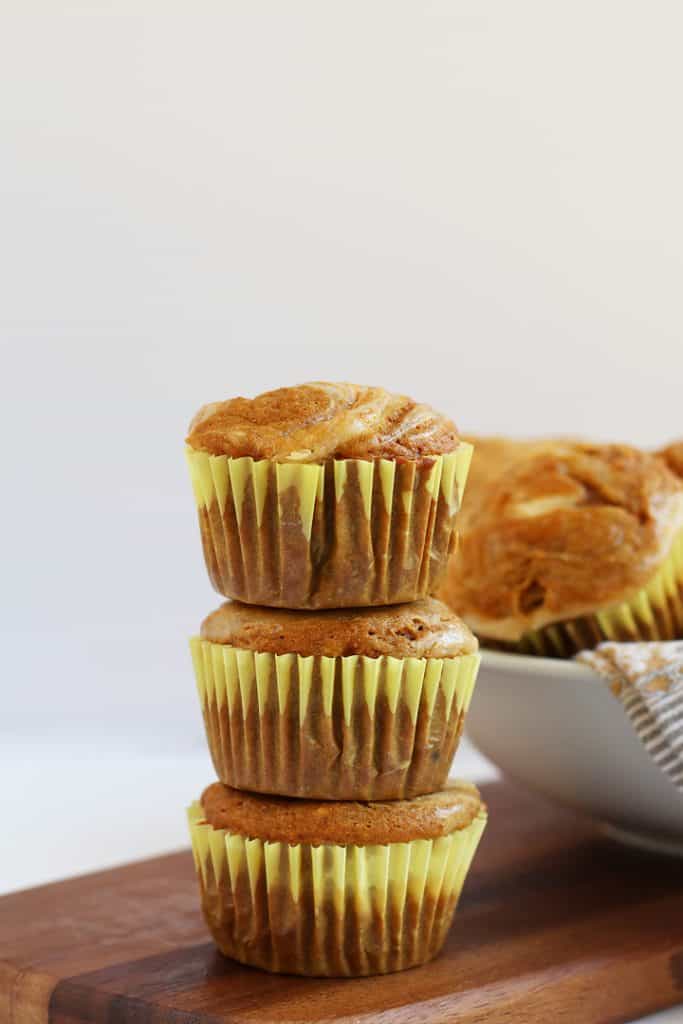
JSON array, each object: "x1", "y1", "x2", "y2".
[{"x1": 188, "y1": 781, "x2": 487, "y2": 977}]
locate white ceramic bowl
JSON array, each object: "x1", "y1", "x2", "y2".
[{"x1": 466, "y1": 650, "x2": 683, "y2": 854}]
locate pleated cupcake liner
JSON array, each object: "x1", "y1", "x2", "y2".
[
  {"x1": 190, "y1": 638, "x2": 480, "y2": 800},
  {"x1": 187, "y1": 802, "x2": 487, "y2": 977},
  {"x1": 509, "y1": 530, "x2": 683, "y2": 658},
  {"x1": 185, "y1": 445, "x2": 472, "y2": 608}
]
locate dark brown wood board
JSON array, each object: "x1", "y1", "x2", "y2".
[{"x1": 2, "y1": 781, "x2": 682, "y2": 1024}]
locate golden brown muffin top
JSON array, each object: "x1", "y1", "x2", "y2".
[
  {"x1": 200, "y1": 781, "x2": 484, "y2": 845},
  {"x1": 459, "y1": 435, "x2": 556, "y2": 529},
  {"x1": 440, "y1": 441, "x2": 683, "y2": 641},
  {"x1": 658, "y1": 440, "x2": 683, "y2": 481},
  {"x1": 201, "y1": 598, "x2": 477, "y2": 659},
  {"x1": 186, "y1": 382, "x2": 459, "y2": 462}
]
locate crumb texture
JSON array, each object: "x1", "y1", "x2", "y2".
[{"x1": 200, "y1": 597, "x2": 477, "y2": 658}]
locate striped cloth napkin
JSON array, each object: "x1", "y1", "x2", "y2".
[{"x1": 577, "y1": 641, "x2": 683, "y2": 792}]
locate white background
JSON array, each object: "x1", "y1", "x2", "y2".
[
  {"x1": 2, "y1": 0, "x2": 683, "y2": 728},
  {"x1": 1, "y1": 7, "x2": 683, "y2": 1016}
]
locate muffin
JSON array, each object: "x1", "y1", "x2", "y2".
[
  {"x1": 185, "y1": 382, "x2": 472, "y2": 608},
  {"x1": 440, "y1": 441, "x2": 683, "y2": 656},
  {"x1": 188, "y1": 780, "x2": 486, "y2": 976},
  {"x1": 191, "y1": 597, "x2": 480, "y2": 800}
]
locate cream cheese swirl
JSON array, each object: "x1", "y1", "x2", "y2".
[{"x1": 187, "y1": 382, "x2": 459, "y2": 461}]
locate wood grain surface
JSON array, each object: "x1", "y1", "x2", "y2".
[{"x1": 2, "y1": 781, "x2": 682, "y2": 1023}]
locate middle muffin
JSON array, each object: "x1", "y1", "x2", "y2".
[{"x1": 191, "y1": 597, "x2": 480, "y2": 801}]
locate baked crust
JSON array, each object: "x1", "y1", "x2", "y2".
[
  {"x1": 658, "y1": 440, "x2": 683, "y2": 480},
  {"x1": 200, "y1": 597, "x2": 477, "y2": 659},
  {"x1": 187, "y1": 382, "x2": 459, "y2": 462},
  {"x1": 459, "y1": 435, "x2": 555, "y2": 528},
  {"x1": 440, "y1": 441, "x2": 683, "y2": 641},
  {"x1": 200, "y1": 780, "x2": 483, "y2": 844}
]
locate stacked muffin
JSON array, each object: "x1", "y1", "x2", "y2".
[{"x1": 184, "y1": 382, "x2": 487, "y2": 976}]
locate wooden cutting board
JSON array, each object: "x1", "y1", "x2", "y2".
[{"x1": 2, "y1": 781, "x2": 682, "y2": 1024}]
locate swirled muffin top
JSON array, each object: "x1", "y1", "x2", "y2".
[
  {"x1": 442, "y1": 441, "x2": 683, "y2": 642},
  {"x1": 200, "y1": 597, "x2": 478, "y2": 659},
  {"x1": 186, "y1": 382, "x2": 460, "y2": 462},
  {"x1": 200, "y1": 780, "x2": 484, "y2": 845},
  {"x1": 458, "y1": 435, "x2": 557, "y2": 528}
]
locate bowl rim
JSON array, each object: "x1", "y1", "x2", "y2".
[{"x1": 480, "y1": 647, "x2": 599, "y2": 682}]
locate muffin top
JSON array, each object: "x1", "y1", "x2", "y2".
[
  {"x1": 458, "y1": 435, "x2": 557, "y2": 529},
  {"x1": 186, "y1": 382, "x2": 460, "y2": 462},
  {"x1": 440, "y1": 441, "x2": 683, "y2": 641},
  {"x1": 200, "y1": 597, "x2": 477, "y2": 659},
  {"x1": 200, "y1": 781, "x2": 484, "y2": 845},
  {"x1": 658, "y1": 440, "x2": 683, "y2": 481}
]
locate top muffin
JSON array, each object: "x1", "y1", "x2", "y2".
[
  {"x1": 440, "y1": 441, "x2": 683, "y2": 652},
  {"x1": 186, "y1": 383, "x2": 471, "y2": 608},
  {"x1": 187, "y1": 382, "x2": 460, "y2": 462}
]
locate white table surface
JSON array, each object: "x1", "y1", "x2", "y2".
[{"x1": 2, "y1": 722, "x2": 681, "y2": 1023}]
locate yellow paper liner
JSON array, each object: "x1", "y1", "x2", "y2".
[
  {"x1": 191, "y1": 638, "x2": 480, "y2": 800},
  {"x1": 187, "y1": 801, "x2": 487, "y2": 977},
  {"x1": 186, "y1": 444, "x2": 472, "y2": 608},
  {"x1": 502, "y1": 529, "x2": 683, "y2": 658}
]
